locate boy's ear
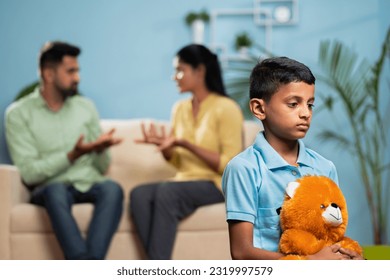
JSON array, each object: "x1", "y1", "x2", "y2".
[{"x1": 249, "y1": 98, "x2": 266, "y2": 120}]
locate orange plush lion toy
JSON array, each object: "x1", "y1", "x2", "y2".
[{"x1": 278, "y1": 175, "x2": 363, "y2": 260}]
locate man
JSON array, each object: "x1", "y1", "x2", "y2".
[{"x1": 5, "y1": 41, "x2": 123, "y2": 260}]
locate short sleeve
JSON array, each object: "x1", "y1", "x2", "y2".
[
  {"x1": 222, "y1": 156, "x2": 259, "y2": 223},
  {"x1": 328, "y1": 161, "x2": 339, "y2": 185}
]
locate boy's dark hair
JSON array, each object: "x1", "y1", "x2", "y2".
[
  {"x1": 176, "y1": 44, "x2": 227, "y2": 96},
  {"x1": 249, "y1": 56, "x2": 315, "y2": 101},
  {"x1": 39, "y1": 41, "x2": 81, "y2": 70}
]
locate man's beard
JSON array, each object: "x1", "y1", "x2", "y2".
[{"x1": 56, "y1": 83, "x2": 78, "y2": 100}]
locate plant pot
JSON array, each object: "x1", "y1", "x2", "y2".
[
  {"x1": 191, "y1": 19, "x2": 205, "y2": 44},
  {"x1": 238, "y1": 47, "x2": 249, "y2": 58},
  {"x1": 362, "y1": 245, "x2": 390, "y2": 260}
]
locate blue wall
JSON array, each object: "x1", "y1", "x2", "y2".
[{"x1": 1, "y1": 0, "x2": 389, "y2": 246}]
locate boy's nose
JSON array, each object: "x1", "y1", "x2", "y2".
[{"x1": 299, "y1": 106, "x2": 311, "y2": 118}]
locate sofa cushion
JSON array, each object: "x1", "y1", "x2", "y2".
[
  {"x1": 11, "y1": 202, "x2": 227, "y2": 233},
  {"x1": 101, "y1": 118, "x2": 261, "y2": 198},
  {"x1": 8, "y1": 119, "x2": 261, "y2": 259},
  {"x1": 101, "y1": 119, "x2": 176, "y2": 201},
  {"x1": 11, "y1": 204, "x2": 97, "y2": 233}
]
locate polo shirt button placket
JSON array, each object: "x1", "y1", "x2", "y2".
[{"x1": 291, "y1": 170, "x2": 298, "y2": 176}]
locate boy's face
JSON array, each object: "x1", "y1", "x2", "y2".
[{"x1": 251, "y1": 81, "x2": 315, "y2": 142}]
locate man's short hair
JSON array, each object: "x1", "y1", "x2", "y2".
[
  {"x1": 249, "y1": 56, "x2": 315, "y2": 101},
  {"x1": 39, "y1": 41, "x2": 81, "y2": 70}
]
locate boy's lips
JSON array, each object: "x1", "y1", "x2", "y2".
[{"x1": 297, "y1": 123, "x2": 310, "y2": 129}]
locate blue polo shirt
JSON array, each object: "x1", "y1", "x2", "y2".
[{"x1": 222, "y1": 131, "x2": 338, "y2": 252}]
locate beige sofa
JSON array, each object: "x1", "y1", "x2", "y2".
[{"x1": 0, "y1": 119, "x2": 261, "y2": 260}]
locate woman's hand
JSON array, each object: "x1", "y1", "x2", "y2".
[
  {"x1": 135, "y1": 122, "x2": 169, "y2": 146},
  {"x1": 135, "y1": 123, "x2": 220, "y2": 170},
  {"x1": 158, "y1": 136, "x2": 179, "y2": 152},
  {"x1": 135, "y1": 122, "x2": 177, "y2": 160}
]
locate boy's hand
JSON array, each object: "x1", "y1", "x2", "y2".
[
  {"x1": 338, "y1": 247, "x2": 365, "y2": 260},
  {"x1": 308, "y1": 244, "x2": 364, "y2": 260},
  {"x1": 308, "y1": 244, "x2": 350, "y2": 260}
]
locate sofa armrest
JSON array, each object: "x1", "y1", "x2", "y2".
[
  {"x1": 0, "y1": 165, "x2": 24, "y2": 258},
  {"x1": 0, "y1": 164, "x2": 29, "y2": 259},
  {"x1": 0, "y1": 164, "x2": 29, "y2": 205}
]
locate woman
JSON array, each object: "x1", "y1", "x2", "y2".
[{"x1": 130, "y1": 44, "x2": 243, "y2": 259}]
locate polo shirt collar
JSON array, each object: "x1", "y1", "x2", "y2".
[{"x1": 253, "y1": 131, "x2": 312, "y2": 169}]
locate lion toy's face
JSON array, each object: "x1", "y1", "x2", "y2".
[{"x1": 280, "y1": 175, "x2": 348, "y2": 241}]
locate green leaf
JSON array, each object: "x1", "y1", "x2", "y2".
[{"x1": 317, "y1": 27, "x2": 390, "y2": 244}]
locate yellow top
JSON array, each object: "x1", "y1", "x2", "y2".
[{"x1": 169, "y1": 93, "x2": 244, "y2": 190}]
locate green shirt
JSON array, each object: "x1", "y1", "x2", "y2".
[{"x1": 5, "y1": 88, "x2": 110, "y2": 192}]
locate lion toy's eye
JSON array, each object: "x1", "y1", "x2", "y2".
[{"x1": 320, "y1": 204, "x2": 325, "y2": 209}]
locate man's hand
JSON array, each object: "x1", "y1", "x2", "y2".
[
  {"x1": 94, "y1": 128, "x2": 122, "y2": 153},
  {"x1": 68, "y1": 129, "x2": 122, "y2": 163}
]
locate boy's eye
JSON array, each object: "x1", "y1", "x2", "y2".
[
  {"x1": 287, "y1": 102, "x2": 298, "y2": 108},
  {"x1": 308, "y1": 103, "x2": 315, "y2": 109}
]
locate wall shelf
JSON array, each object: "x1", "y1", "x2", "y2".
[{"x1": 202, "y1": 0, "x2": 299, "y2": 66}]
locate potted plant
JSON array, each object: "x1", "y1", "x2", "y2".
[
  {"x1": 317, "y1": 27, "x2": 390, "y2": 247},
  {"x1": 185, "y1": 9, "x2": 209, "y2": 26},
  {"x1": 223, "y1": 45, "x2": 274, "y2": 119},
  {"x1": 185, "y1": 9, "x2": 209, "y2": 44},
  {"x1": 14, "y1": 80, "x2": 39, "y2": 101},
  {"x1": 234, "y1": 32, "x2": 253, "y2": 56}
]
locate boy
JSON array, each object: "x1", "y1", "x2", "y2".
[{"x1": 222, "y1": 57, "x2": 363, "y2": 260}]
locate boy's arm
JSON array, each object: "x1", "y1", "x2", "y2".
[
  {"x1": 223, "y1": 157, "x2": 279, "y2": 260},
  {"x1": 229, "y1": 221, "x2": 355, "y2": 260},
  {"x1": 229, "y1": 221, "x2": 364, "y2": 260},
  {"x1": 228, "y1": 220, "x2": 283, "y2": 260}
]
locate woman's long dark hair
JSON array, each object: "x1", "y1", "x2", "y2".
[{"x1": 176, "y1": 44, "x2": 227, "y2": 96}]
